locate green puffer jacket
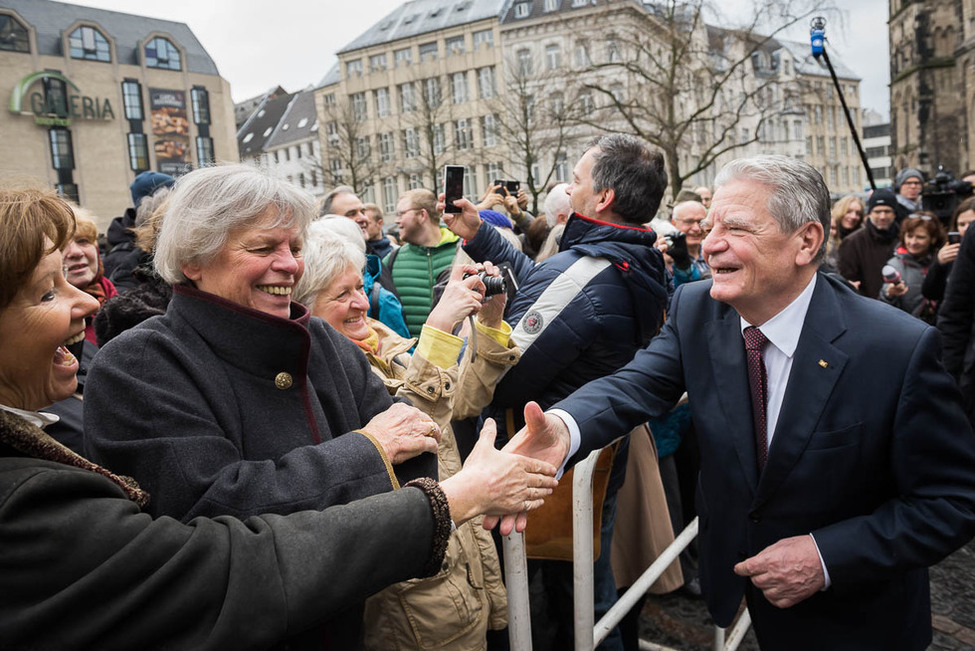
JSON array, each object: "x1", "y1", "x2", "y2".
[{"x1": 383, "y1": 228, "x2": 460, "y2": 337}]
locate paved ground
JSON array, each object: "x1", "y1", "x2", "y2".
[{"x1": 638, "y1": 538, "x2": 975, "y2": 650}]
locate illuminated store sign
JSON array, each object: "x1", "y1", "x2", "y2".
[{"x1": 8, "y1": 71, "x2": 115, "y2": 126}]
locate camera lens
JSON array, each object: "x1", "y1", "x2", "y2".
[{"x1": 482, "y1": 275, "x2": 507, "y2": 296}]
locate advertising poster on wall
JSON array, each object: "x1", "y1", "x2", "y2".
[{"x1": 149, "y1": 88, "x2": 190, "y2": 175}]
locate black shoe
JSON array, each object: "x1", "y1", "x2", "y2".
[{"x1": 679, "y1": 577, "x2": 702, "y2": 599}]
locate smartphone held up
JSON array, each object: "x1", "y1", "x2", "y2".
[{"x1": 443, "y1": 165, "x2": 465, "y2": 213}]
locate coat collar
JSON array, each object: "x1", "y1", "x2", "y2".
[{"x1": 706, "y1": 272, "x2": 849, "y2": 498}]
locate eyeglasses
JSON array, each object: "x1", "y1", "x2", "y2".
[
  {"x1": 908, "y1": 213, "x2": 933, "y2": 221},
  {"x1": 395, "y1": 208, "x2": 417, "y2": 218},
  {"x1": 901, "y1": 180, "x2": 923, "y2": 186},
  {"x1": 675, "y1": 218, "x2": 705, "y2": 227}
]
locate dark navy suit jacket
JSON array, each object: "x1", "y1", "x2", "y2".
[{"x1": 555, "y1": 273, "x2": 975, "y2": 649}]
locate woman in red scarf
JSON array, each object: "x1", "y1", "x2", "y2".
[{"x1": 63, "y1": 209, "x2": 116, "y2": 344}]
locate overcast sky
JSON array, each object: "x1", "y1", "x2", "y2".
[{"x1": 61, "y1": 0, "x2": 891, "y2": 119}]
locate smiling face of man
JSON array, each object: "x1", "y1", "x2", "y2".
[{"x1": 702, "y1": 179, "x2": 822, "y2": 325}]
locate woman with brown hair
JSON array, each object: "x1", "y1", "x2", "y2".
[{"x1": 880, "y1": 213, "x2": 946, "y2": 323}]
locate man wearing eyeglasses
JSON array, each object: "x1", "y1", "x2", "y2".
[
  {"x1": 666, "y1": 200, "x2": 711, "y2": 286},
  {"x1": 895, "y1": 168, "x2": 925, "y2": 221}
]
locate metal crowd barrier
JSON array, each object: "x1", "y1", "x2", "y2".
[{"x1": 502, "y1": 444, "x2": 752, "y2": 651}]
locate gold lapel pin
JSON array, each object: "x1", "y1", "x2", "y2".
[{"x1": 818, "y1": 359, "x2": 829, "y2": 368}]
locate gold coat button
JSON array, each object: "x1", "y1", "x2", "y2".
[{"x1": 274, "y1": 372, "x2": 293, "y2": 390}]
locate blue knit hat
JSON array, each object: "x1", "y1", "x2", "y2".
[
  {"x1": 130, "y1": 171, "x2": 175, "y2": 207},
  {"x1": 479, "y1": 209, "x2": 512, "y2": 229}
]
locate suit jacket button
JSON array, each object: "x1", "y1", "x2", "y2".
[{"x1": 275, "y1": 372, "x2": 293, "y2": 390}]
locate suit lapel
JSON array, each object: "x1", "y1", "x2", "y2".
[
  {"x1": 707, "y1": 309, "x2": 759, "y2": 493},
  {"x1": 754, "y1": 276, "x2": 849, "y2": 507}
]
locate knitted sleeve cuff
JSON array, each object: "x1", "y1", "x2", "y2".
[{"x1": 405, "y1": 477, "x2": 452, "y2": 577}]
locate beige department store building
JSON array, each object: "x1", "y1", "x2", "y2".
[{"x1": 0, "y1": 0, "x2": 237, "y2": 231}]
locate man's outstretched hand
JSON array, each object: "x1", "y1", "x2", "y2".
[{"x1": 483, "y1": 401, "x2": 572, "y2": 535}]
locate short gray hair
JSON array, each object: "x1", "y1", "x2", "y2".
[
  {"x1": 320, "y1": 185, "x2": 357, "y2": 216},
  {"x1": 544, "y1": 183, "x2": 571, "y2": 227},
  {"x1": 714, "y1": 155, "x2": 830, "y2": 264},
  {"x1": 671, "y1": 200, "x2": 705, "y2": 222},
  {"x1": 154, "y1": 164, "x2": 315, "y2": 284},
  {"x1": 293, "y1": 219, "x2": 367, "y2": 306}
]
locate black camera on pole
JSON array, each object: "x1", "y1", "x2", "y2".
[{"x1": 921, "y1": 166, "x2": 973, "y2": 224}]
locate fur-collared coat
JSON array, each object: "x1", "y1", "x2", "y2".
[{"x1": 0, "y1": 409, "x2": 449, "y2": 650}]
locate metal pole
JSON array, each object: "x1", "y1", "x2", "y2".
[
  {"x1": 503, "y1": 531, "x2": 533, "y2": 651},
  {"x1": 572, "y1": 448, "x2": 601, "y2": 651},
  {"x1": 819, "y1": 47, "x2": 876, "y2": 190}
]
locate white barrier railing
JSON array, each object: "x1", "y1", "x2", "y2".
[{"x1": 503, "y1": 444, "x2": 751, "y2": 651}]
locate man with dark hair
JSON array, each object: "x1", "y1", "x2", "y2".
[
  {"x1": 837, "y1": 189, "x2": 899, "y2": 299},
  {"x1": 443, "y1": 133, "x2": 670, "y2": 650},
  {"x1": 362, "y1": 202, "x2": 395, "y2": 259},
  {"x1": 496, "y1": 155, "x2": 975, "y2": 650}
]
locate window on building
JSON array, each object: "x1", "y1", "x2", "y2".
[
  {"x1": 294, "y1": 145, "x2": 302, "y2": 159},
  {"x1": 605, "y1": 36, "x2": 620, "y2": 63},
  {"x1": 515, "y1": 2, "x2": 532, "y2": 18},
  {"x1": 544, "y1": 0, "x2": 560, "y2": 10},
  {"x1": 484, "y1": 162, "x2": 503, "y2": 189},
  {"x1": 41, "y1": 73, "x2": 67, "y2": 115},
  {"x1": 424, "y1": 77, "x2": 442, "y2": 107},
  {"x1": 0, "y1": 14, "x2": 30, "y2": 53},
  {"x1": 805, "y1": 136, "x2": 812, "y2": 156},
  {"x1": 383, "y1": 176, "x2": 397, "y2": 213},
  {"x1": 356, "y1": 136, "x2": 371, "y2": 161},
  {"x1": 330, "y1": 159, "x2": 343, "y2": 184},
  {"x1": 827, "y1": 106, "x2": 835, "y2": 130},
  {"x1": 49, "y1": 128, "x2": 74, "y2": 170},
  {"x1": 298, "y1": 172, "x2": 305, "y2": 188},
  {"x1": 69, "y1": 25, "x2": 110, "y2": 62},
  {"x1": 841, "y1": 136, "x2": 848, "y2": 156},
  {"x1": 121, "y1": 81, "x2": 143, "y2": 120},
  {"x1": 56, "y1": 183, "x2": 80, "y2": 203},
  {"x1": 369, "y1": 53, "x2": 387, "y2": 72},
  {"x1": 379, "y1": 132, "x2": 395, "y2": 161},
  {"x1": 550, "y1": 91, "x2": 564, "y2": 117},
  {"x1": 433, "y1": 124, "x2": 445, "y2": 154},
  {"x1": 191, "y1": 87, "x2": 210, "y2": 125},
  {"x1": 609, "y1": 82, "x2": 624, "y2": 102},
  {"x1": 446, "y1": 36, "x2": 465, "y2": 55},
  {"x1": 817, "y1": 136, "x2": 825, "y2": 155},
  {"x1": 326, "y1": 121, "x2": 339, "y2": 146},
  {"x1": 574, "y1": 40, "x2": 590, "y2": 67},
  {"x1": 273, "y1": 151, "x2": 279, "y2": 164},
  {"x1": 555, "y1": 151, "x2": 568, "y2": 181},
  {"x1": 127, "y1": 133, "x2": 148, "y2": 171},
  {"x1": 323, "y1": 93, "x2": 335, "y2": 105},
  {"x1": 196, "y1": 136, "x2": 214, "y2": 166},
  {"x1": 578, "y1": 90, "x2": 594, "y2": 113},
  {"x1": 481, "y1": 113, "x2": 499, "y2": 147},
  {"x1": 813, "y1": 105, "x2": 821, "y2": 124},
  {"x1": 394, "y1": 47, "x2": 413, "y2": 67},
  {"x1": 451, "y1": 72, "x2": 468, "y2": 104},
  {"x1": 310, "y1": 169, "x2": 318, "y2": 187},
  {"x1": 793, "y1": 120, "x2": 801, "y2": 140},
  {"x1": 399, "y1": 83, "x2": 416, "y2": 113},
  {"x1": 346, "y1": 59, "x2": 363, "y2": 77},
  {"x1": 375, "y1": 87, "x2": 390, "y2": 117},
  {"x1": 419, "y1": 42, "x2": 438, "y2": 61},
  {"x1": 572, "y1": 0, "x2": 588, "y2": 6},
  {"x1": 477, "y1": 66, "x2": 496, "y2": 99},
  {"x1": 144, "y1": 36, "x2": 181, "y2": 70},
  {"x1": 545, "y1": 44, "x2": 561, "y2": 70},
  {"x1": 517, "y1": 48, "x2": 532, "y2": 76},
  {"x1": 464, "y1": 166, "x2": 478, "y2": 199},
  {"x1": 829, "y1": 137, "x2": 836, "y2": 158},
  {"x1": 473, "y1": 29, "x2": 494, "y2": 50},
  {"x1": 307, "y1": 142, "x2": 315, "y2": 157},
  {"x1": 283, "y1": 148, "x2": 290, "y2": 162},
  {"x1": 454, "y1": 119, "x2": 472, "y2": 150},
  {"x1": 352, "y1": 92, "x2": 367, "y2": 121},
  {"x1": 409, "y1": 173, "x2": 423, "y2": 190},
  {"x1": 403, "y1": 128, "x2": 419, "y2": 158}
]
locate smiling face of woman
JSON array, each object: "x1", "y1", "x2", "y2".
[
  {"x1": 0, "y1": 242, "x2": 99, "y2": 409},
  {"x1": 62, "y1": 234, "x2": 99, "y2": 288},
  {"x1": 181, "y1": 210, "x2": 305, "y2": 319},
  {"x1": 312, "y1": 265, "x2": 371, "y2": 341}
]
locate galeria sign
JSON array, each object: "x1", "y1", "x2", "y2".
[{"x1": 8, "y1": 71, "x2": 115, "y2": 126}]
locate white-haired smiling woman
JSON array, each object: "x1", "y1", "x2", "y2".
[
  {"x1": 294, "y1": 221, "x2": 522, "y2": 650},
  {"x1": 81, "y1": 165, "x2": 556, "y2": 648},
  {"x1": 0, "y1": 186, "x2": 555, "y2": 650}
]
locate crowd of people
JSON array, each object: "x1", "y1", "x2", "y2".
[{"x1": 2, "y1": 140, "x2": 975, "y2": 651}]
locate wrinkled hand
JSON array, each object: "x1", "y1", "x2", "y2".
[
  {"x1": 503, "y1": 192, "x2": 522, "y2": 218},
  {"x1": 477, "y1": 185, "x2": 505, "y2": 211},
  {"x1": 938, "y1": 242, "x2": 961, "y2": 265},
  {"x1": 733, "y1": 535, "x2": 825, "y2": 608},
  {"x1": 439, "y1": 193, "x2": 483, "y2": 240},
  {"x1": 441, "y1": 418, "x2": 558, "y2": 528},
  {"x1": 360, "y1": 403, "x2": 440, "y2": 464},
  {"x1": 476, "y1": 261, "x2": 507, "y2": 329},
  {"x1": 427, "y1": 263, "x2": 485, "y2": 332},
  {"x1": 483, "y1": 401, "x2": 572, "y2": 535},
  {"x1": 516, "y1": 188, "x2": 529, "y2": 210}
]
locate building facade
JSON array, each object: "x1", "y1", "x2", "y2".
[
  {"x1": 889, "y1": 0, "x2": 972, "y2": 178},
  {"x1": 0, "y1": 0, "x2": 236, "y2": 230},
  {"x1": 315, "y1": 0, "x2": 865, "y2": 216}
]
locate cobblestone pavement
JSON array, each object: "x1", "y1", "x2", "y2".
[{"x1": 639, "y1": 538, "x2": 975, "y2": 650}]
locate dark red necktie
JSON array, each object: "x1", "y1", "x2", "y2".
[{"x1": 743, "y1": 326, "x2": 769, "y2": 471}]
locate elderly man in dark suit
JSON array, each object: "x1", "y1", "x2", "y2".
[{"x1": 493, "y1": 155, "x2": 975, "y2": 649}]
